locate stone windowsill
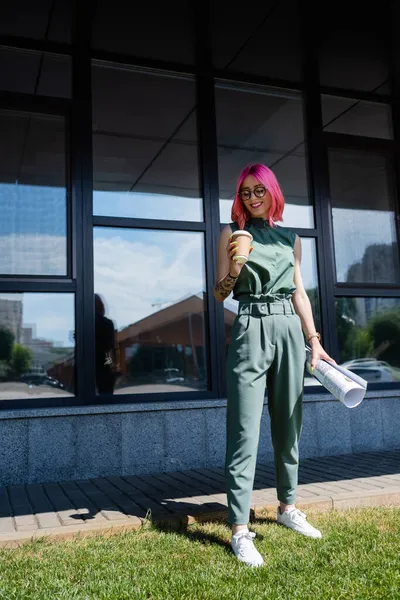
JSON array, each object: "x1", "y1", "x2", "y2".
[{"x1": 0, "y1": 388, "x2": 398, "y2": 420}]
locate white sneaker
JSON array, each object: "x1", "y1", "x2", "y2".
[
  {"x1": 231, "y1": 531, "x2": 264, "y2": 567},
  {"x1": 277, "y1": 508, "x2": 322, "y2": 538}
]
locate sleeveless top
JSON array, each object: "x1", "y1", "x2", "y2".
[{"x1": 230, "y1": 217, "x2": 297, "y2": 303}]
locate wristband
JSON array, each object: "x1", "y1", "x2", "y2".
[{"x1": 307, "y1": 332, "x2": 321, "y2": 342}]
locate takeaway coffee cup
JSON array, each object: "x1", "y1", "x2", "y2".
[{"x1": 231, "y1": 230, "x2": 253, "y2": 264}]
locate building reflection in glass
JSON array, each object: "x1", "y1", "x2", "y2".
[
  {"x1": 115, "y1": 293, "x2": 207, "y2": 393},
  {"x1": 94, "y1": 228, "x2": 208, "y2": 394},
  {"x1": 334, "y1": 297, "x2": 400, "y2": 384},
  {"x1": 0, "y1": 293, "x2": 75, "y2": 399}
]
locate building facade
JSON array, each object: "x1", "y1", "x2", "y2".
[{"x1": 0, "y1": 1, "x2": 399, "y2": 486}]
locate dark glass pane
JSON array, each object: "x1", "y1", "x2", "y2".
[
  {"x1": 92, "y1": 65, "x2": 202, "y2": 221},
  {"x1": 319, "y1": 1, "x2": 389, "y2": 93},
  {"x1": 322, "y1": 96, "x2": 392, "y2": 139},
  {"x1": 91, "y1": 0, "x2": 194, "y2": 64},
  {"x1": 0, "y1": 0, "x2": 71, "y2": 43},
  {"x1": 0, "y1": 48, "x2": 71, "y2": 98},
  {"x1": 224, "y1": 237, "x2": 321, "y2": 387},
  {"x1": 0, "y1": 293, "x2": 75, "y2": 400},
  {"x1": 0, "y1": 111, "x2": 67, "y2": 275},
  {"x1": 216, "y1": 83, "x2": 313, "y2": 228},
  {"x1": 328, "y1": 148, "x2": 400, "y2": 284},
  {"x1": 212, "y1": 0, "x2": 302, "y2": 81},
  {"x1": 93, "y1": 228, "x2": 208, "y2": 394},
  {"x1": 335, "y1": 297, "x2": 400, "y2": 383}
]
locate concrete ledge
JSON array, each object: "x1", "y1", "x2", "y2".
[{"x1": 0, "y1": 389, "x2": 398, "y2": 420}]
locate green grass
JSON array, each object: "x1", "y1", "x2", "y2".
[{"x1": 0, "y1": 507, "x2": 399, "y2": 600}]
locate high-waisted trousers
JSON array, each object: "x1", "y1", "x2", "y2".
[{"x1": 225, "y1": 298, "x2": 306, "y2": 524}]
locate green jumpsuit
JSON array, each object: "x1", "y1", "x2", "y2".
[{"x1": 226, "y1": 217, "x2": 306, "y2": 524}]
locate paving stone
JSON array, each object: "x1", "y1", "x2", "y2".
[
  {"x1": 25, "y1": 484, "x2": 61, "y2": 529},
  {"x1": 0, "y1": 450, "x2": 399, "y2": 544},
  {"x1": 0, "y1": 487, "x2": 15, "y2": 533},
  {"x1": 54, "y1": 480, "x2": 106, "y2": 525}
]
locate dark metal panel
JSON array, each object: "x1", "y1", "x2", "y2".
[
  {"x1": 0, "y1": 91, "x2": 70, "y2": 115},
  {"x1": 91, "y1": 51, "x2": 196, "y2": 76},
  {"x1": 93, "y1": 216, "x2": 205, "y2": 232},
  {"x1": 71, "y1": 0, "x2": 95, "y2": 400},
  {"x1": 320, "y1": 86, "x2": 391, "y2": 104},
  {"x1": 65, "y1": 111, "x2": 73, "y2": 280},
  {"x1": 300, "y1": 3, "x2": 339, "y2": 360},
  {"x1": 289, "y1": 228, "x2": 318, "y2": 238},
  {"x1": 389, "y1": 0, "x2": 400, "y2": 277},
  {"x1": 0, "y1": 280, "x2": 75, "y2": 292},
  {"x1": 323, "y1": 132, "x2": 394, "y2": 152},
  {"x1": 212, "y1": 69, "x2": 304, "y2": 92},
  {"x1": 334, "y1": 286, "x2": 400, "y2": 297},
  {"x1": 194, "y1": 0, "x2": 225, "y2": 398},
  {"x1": 0, "y1": 36, "x2": 72, "y2": 55}
]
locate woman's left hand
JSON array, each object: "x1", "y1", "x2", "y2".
[{"x1": 310, "y1": 341, "x2": 336, "y2": 370}]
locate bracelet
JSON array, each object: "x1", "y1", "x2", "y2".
[
  {"x1": 307, "y1": 332, "x2": 321, "y2": 342},
  {"x1": 228, "y1": 272, "x2": 238, "y2": 279}
]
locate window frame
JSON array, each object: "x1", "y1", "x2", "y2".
[{"x1": 0, "y1": 0, "x2": 399, "y2": 410}]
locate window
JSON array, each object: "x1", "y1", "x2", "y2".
[
  {"x1": 322, "y1": 96, "x2": 392, "y2": 139},
  {"x1": 0, "y1": 0, "x2": 72, "y2": 43},
  {"x1": 212, "y1": 0, "x2": 303, "y2": 81},
  {"x1": 92, "y1": 64, "x2": 202, "y2": 222},
  {"x1": 215, "y1": 83, "x2": 313, "y2": 228},
  {"x1": 0, "y1": 110, "x2": 68, "y2": 276},
  {"x1": 93, "y1": 228, "x2": 208, "y2": 395},
  {"x1": 335, "y1": 297, "x2": 400, "y2": 384},
  {"x1": 327, "y1": 148, "x2": 400, "y2": 285},
  {"x1": 0, "y1": 48, "x2": 71, "y2": 99},
  {"x1": 0, "y1": 293, "x2": 75, "y2": 399},
  {"x1": 318, "y1": 0, "x2": 390, "y2": 93},
  {"x1": 91, "y1": 0, "x2": 195, "y2": 64}
]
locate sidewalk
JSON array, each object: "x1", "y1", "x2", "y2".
[{"x1": 1, "y1": 450, "x2": 399, "y2": 547}]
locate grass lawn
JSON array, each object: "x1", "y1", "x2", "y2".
[{"x1": 0, "y1": 507, "x2": 399, "y2": 600}]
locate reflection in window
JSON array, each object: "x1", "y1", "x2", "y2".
[
  {"x1": 0, "y1": 294, "x2": 75, "y2": 399},
  {"x1": 328, "y1": 148, "x2": 400, "y2": 284},
  {"x1": 212, "y1": 0, "x2": 302, "y2": 81},
  {"x1": 318, "y1": 2, "x2": 389, "y2": 93},
  {"x1": 335, "y1": 297, "x2": 400, "y2": 384},
  {"x1": 0, "y1": 111, "x2": 67, "y2": 275},
  {"x1": 223, "y1": 237, "x2": 320, "y2": 387},
  {"x1": 93, "y1": 228, "x2": 208, "y2": 394},
  {"x1": 91, "y1": 0, "x2": 194, "y2": 64},
  {"x1": 0, "y1": 0, "x2": 71, "y2": 43},
  {"x1": 0, "y1": 48, "x2": 72, "y2": 98},
  {"x1": 215, "y1": 83, "x2": 313, "y2": 229},
  {"x1": 322, "y1": 96, "x2": 392, "y2": 139},
  {"x1": 92, "y1": 64, "x2": 202, "y2": 222}
]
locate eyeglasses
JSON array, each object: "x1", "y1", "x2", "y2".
[{"x1": 239, "y1": 185, "x2": 267, "y2": 202}]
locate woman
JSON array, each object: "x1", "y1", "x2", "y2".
[
  {"x1": 214, "y1": 164, "x2": 335, "y2": 567},
  {"x1": 95, "y1": 293, "x2": 118, "y2": 395}
]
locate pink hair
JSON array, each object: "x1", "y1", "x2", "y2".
[{"x1": 231, "y1": 164, "x2": 285, "y2": 229}]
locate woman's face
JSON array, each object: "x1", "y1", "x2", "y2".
[{"x1": 239, "y1": 174, "x2": 272, "y2": 220}]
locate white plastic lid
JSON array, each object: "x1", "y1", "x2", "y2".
[{"x1": 231, "y1": 230, "x2": 253, "y2": 241}]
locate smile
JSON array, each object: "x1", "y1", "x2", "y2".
[{"x1": 251, "y1": 202, "x2": 263, "y2": 209}]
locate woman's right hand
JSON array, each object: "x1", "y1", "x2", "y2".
[{"x1": 227, "y1": 236, "x2": 253, "y2": 277}]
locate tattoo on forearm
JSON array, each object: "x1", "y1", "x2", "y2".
[{"x1": 214, "y1": 272, "x2": 238, "y2": 299}]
